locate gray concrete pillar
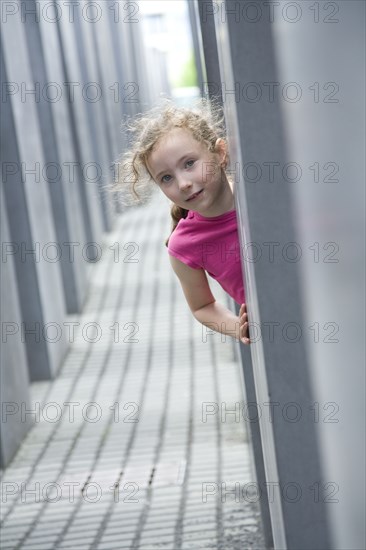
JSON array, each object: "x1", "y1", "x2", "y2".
[
  {"x1": 110, "y1": 0, "x2": 140, "y2": 118},
  {"x1": 197, "y1": 2, "x2": 273, "y2": 545},
  {"x1": 127, "y1": 1, "x2": 153, "y2": 111},
  {"x1": 212, "y1": 1, "x2": 332, "y2": 547},
  {"x1": 22, "y1": 0, "x2": 89, "y2": 314},
  {"x1": 1, "y1": 18, "x2": 68, "y2": 381},
  {"x1": 0, "y1": 185, "x2": 33, "y2": 468},
  {"x1": 187, "y1": 0, "x2": 206, "y2": 96},
  {"x1": 80, "y1": 0, "x2": 123, "y2": 166},
  {"x1": 197, "y1": 0, "x2": 223, "y2": 105},
  {"x1": 271, "y1": 2, "x2": 365, "y2": 549},
  {"x1": 139, "y1": 9, "x2": 171, "y2": 104},
  {"x1": 54, "y1": 0, "x2": 105, "y2": 248},
  {"x1": 71, "y1": 0, "x2": 115, "y2": 231}
]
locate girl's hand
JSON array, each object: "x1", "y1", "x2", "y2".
[{"x1": 239, "y1": 303, "x2": 251, "y2": 345}]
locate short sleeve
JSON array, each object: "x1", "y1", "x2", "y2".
[{"x1": 167, "y1": 246, "x2": 202, "y2": 270}]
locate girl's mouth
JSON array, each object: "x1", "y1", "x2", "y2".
[{"x1": 186, "y1": 189, "x2": 203, "y2": 202}]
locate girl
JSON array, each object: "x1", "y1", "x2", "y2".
[{"x1": 116, "y1": 99, "x2": 250, "y2": 345}]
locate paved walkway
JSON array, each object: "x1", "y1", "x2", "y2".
[{"x1": 0, "y1": 191, "x2": 265, "y2": 549}]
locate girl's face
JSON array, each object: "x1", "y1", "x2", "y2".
[{"x1": 146, "y1": 127, "x2": 232, "y2": 216}]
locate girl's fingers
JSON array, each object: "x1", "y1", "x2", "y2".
[
  {"x1": 240, "y1": 322, "x2": 251, "y2": 344},
  {"x1": 239, "y1": 304, "x2": 251, "y2": 344}
]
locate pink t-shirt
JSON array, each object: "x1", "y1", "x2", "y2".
[{"x1": 167, "y1": 208, "x2": 245, "y2": 306}]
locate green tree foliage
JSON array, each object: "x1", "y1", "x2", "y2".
[{"x1": 174, "y1": 51, "x2": 198, "y2": 88}]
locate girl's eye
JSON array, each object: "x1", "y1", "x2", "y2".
[
  {"x1": 161, "y1": 175, "x2": 172, "y2": 183},
  {"x1": 186, "y1": 159, "x2": 195, "y2": 168}
]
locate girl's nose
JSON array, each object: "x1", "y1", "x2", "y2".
[{"x1": 178, "y1": 177, "x2": 192, "y2": 190}]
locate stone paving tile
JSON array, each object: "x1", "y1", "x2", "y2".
[
  {"x1": 97, "y1": 543, "x2": 134, "y2": 550},
  {"x1": 0, "y1": 192, "x2": 265, "y2": 549},
  {"x1": 180, "y1": 543, "x2": 217, "y2": 550}
]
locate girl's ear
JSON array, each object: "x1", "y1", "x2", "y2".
[{"x1": 214, "y1": 138, "x2": 228, "y2": 167}]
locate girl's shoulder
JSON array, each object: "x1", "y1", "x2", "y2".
[{"x1": 168, "y1": 214, "x2": 193, "y2": 245}]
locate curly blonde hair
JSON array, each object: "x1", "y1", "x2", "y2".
[{"x1": 112, "y1": 97, "x2": 227, "y2": 246}]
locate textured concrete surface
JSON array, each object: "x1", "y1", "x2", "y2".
[{"x1": 0, "y1": 191, "x2": 265, "y2": 549}]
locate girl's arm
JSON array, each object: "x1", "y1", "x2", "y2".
[
  {"x1": 169, "y1": 256, "x2": 250, "y2": 344},
  {"x1": 194, "y1": 300, "x2": 250, "y2": 344}
]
